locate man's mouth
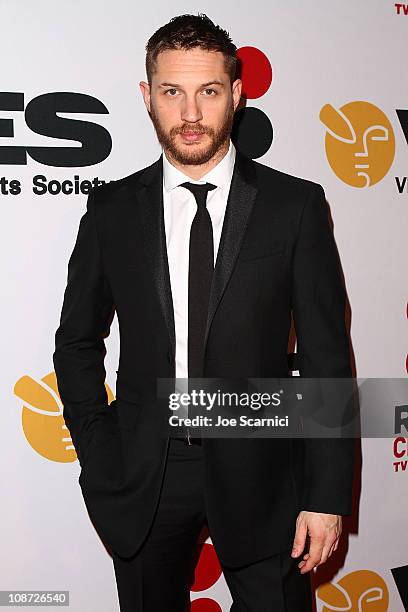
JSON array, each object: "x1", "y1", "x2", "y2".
[{"x1": 179, "y1": 131, "x2": 205, "y2": 142}]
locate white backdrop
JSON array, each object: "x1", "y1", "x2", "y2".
[{"x1": 1, "y1": 0, "x2": 407, "y2": 610}]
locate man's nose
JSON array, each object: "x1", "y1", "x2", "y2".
[{"x1": 180, "y1": 95, "x2": 203, "y2": 123}]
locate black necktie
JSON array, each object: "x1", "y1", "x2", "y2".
[{"x1": 181, "y1": 181, "x2": 217, "y2": 379}]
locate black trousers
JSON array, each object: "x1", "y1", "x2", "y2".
[{"x1": 112, "y1": 437, "x2": 312, "y2": 611}]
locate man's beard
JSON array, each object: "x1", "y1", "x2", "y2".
[{"x1": 149, "y1": 103, "x2": 235, "y2": 166}]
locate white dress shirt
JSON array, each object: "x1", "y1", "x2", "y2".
[{"x1": 162, "y1": 139, "x2": 236, "y2": 382}]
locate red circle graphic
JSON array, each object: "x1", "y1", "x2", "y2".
[
  {"x1": 192, "y1": 543, "x2": 222, "y2": 592},
  {"x1": 237, "y1": 46, "x2": 273, "y2": 99},
  {"x1": 191, "y1": 598, "x2": 222, "y2": 611}
]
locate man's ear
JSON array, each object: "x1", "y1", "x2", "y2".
[
  {"x1": 139, "y1": 81, "x2": 151, "y2": 113},
  {"x1": 231, "y1": 78, "x2": 242, "y2": 111}
]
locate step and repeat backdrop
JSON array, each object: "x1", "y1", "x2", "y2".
[{"x1": 1, "y1": 0, "x2": 407, "y2": 610}]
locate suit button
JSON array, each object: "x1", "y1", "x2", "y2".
[{"x1": 167, "y1": 351, "x2": 174, "y2": 365}]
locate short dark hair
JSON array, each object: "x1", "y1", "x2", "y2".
[{"x1": 145, "y1": 13, "x2": 237, "y2": 84}]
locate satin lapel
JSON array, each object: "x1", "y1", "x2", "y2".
[
  {"x1": 204, "y1": 151, "x2": 258, "y2": 351},
  {"x1": 135, "y1": 151, "x2": 258, "y2": 360},
  {"x1": 137, "y1": 155, "x2": 176, "y2": 355}
]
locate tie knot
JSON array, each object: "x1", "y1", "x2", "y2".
[{"x1": 181, "y1": 181, "x2": 217, "y2": 207}]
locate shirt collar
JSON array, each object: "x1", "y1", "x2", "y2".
[{"x1": 163, "y1": 139, "x2": 236, "y2": 193}]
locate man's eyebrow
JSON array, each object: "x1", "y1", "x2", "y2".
[
  {"x1": 158, "y1": 80, "x2": 225, "y2": 88},
  {"x1": 201, "y1": 80, "x2": 225, "y2": 88}
]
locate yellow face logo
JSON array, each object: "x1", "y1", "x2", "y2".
[
  {"x1": 320, "y1": 101, "x2": 395, "y2": 187},
  {"x1": 14, "y1": 371, "x2": 115, "y2": 463},
  {"x1": 317, "y1": 569, "x2": 389, "y2": 611}
]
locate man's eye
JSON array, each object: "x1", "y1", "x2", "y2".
[
  {"x1": 165, "y1": 89, "x2": 178, "y2": 96},
  {"x1": 203, "y1": 88, "x2": 216, "y2": 96}
]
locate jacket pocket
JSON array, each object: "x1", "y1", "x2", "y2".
[{"x1": 239, "y1": 240, "x2": 286, "y2": 262}]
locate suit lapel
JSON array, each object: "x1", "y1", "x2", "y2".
[
  {"x1": 137, "y1": 155, "x2": 176, "y2": 355},
  {"x1": 136, "y1": 149, "x2": 258, "y2": 360},
  {"x1": 204, "y1": 150, "x2": 258, "y2": 350}
]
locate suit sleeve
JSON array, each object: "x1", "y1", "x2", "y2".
[
  {"x1": 53, "y1": 187, "x2": 115, "y2": 467},
  {"x1": 291, "y1": 183, "x2": 355, "y2": 515}
]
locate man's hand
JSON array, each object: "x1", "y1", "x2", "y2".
[{"x1": 291, "y1": 511, "x2": 342, "y2": 574}]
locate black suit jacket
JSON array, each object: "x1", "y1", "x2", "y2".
[{"x1": 53, "y1": 149, "x2": 355, "y2": 567}]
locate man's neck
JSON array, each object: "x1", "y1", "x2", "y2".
[{"x1": 164, "y1": 140, "x2": 230, "y2": 181}]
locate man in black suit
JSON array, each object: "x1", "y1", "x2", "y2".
[{"x1": 53, "y1": 13, "x2": 355, "y2": 611}]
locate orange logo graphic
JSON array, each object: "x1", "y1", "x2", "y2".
[
  {"x1": 317, "y1": 569, "x2": 389, "y2": 611},
  {"x1": 14, "y1": 371, "x2": 114, "y2": 463},
  {"x1": 320, "y1": 101, "x2": 395, "y2": 187}
]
